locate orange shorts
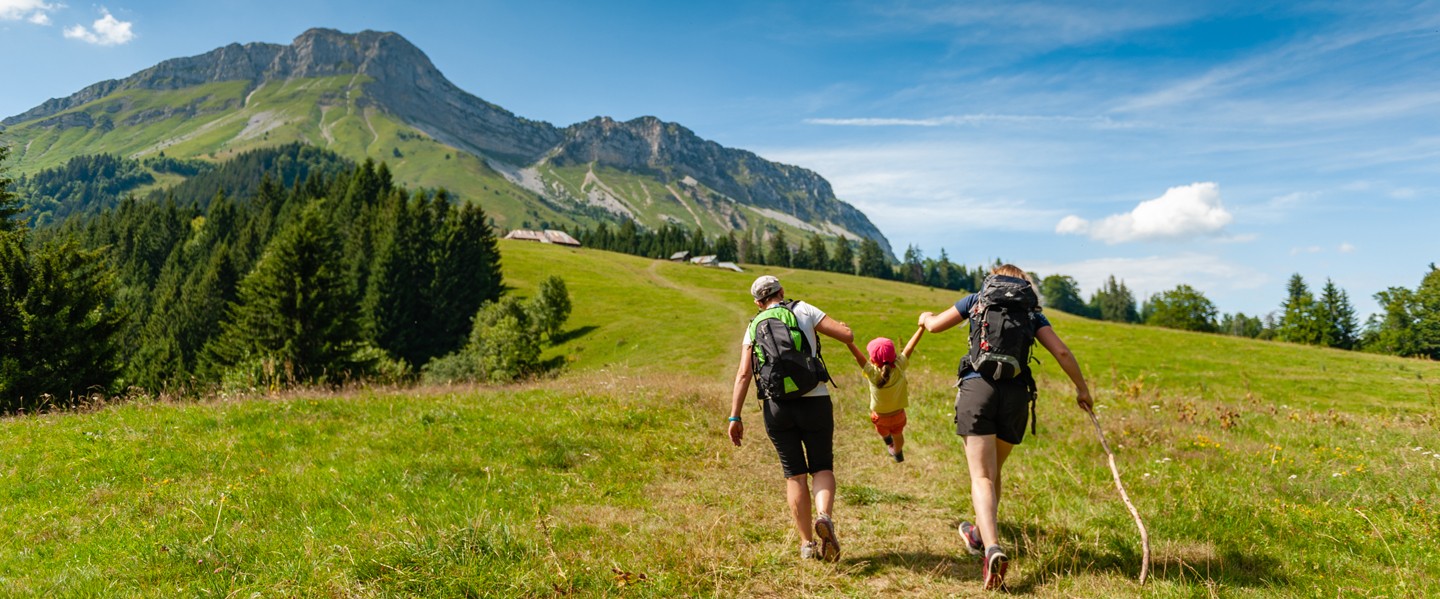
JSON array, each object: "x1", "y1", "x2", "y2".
[{"x1": 869, "y1": 410, "x2": 907, "y2": 436}]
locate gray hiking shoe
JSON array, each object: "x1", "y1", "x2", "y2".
[
  {"x1": 814, "y1": 514, "x2": 841, "y2": 562},
  {"x1": 982, "y1": 545, "x2": 1009, "y2": 590},
  {"x1": 800, "y1": 540, "x2": 821, "y2": 560},
  {"x1": 959, "y1": 521, "x2": 984, "y2": 556}
]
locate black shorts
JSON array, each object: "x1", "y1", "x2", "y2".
[
  {"x1": 762, "y1": 395, "x2": 834, "y2": 479},
  {"x1": 954, "y1": 376, "x2": 1033, "y2": 445}
]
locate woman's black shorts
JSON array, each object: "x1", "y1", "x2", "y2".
[
  {"x1": 762, "y1": 395, "x2": 834, "y2": 479},
  {"x1": 954, "y1": 376, "x2": 1032, "y2": 445}
]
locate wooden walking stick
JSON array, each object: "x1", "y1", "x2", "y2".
[{"x1": 1086, "y1": 408, "x2": 1151, "y2": 585}]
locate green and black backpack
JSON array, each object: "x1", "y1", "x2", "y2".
[{"x1": 749, "y1": 300, "x2": 831, "y2": 400}]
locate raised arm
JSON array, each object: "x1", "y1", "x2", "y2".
[
  {"x1": 727, "y1": 344, "x2": 754, "y2": 446},
  {"x1": 844, "y1": 340, "x2": 867, "y2": 367},
  {"x1": 900, "y1": 325, "x2": 925, "y2": 358},
  {"x1": 918, "y1": 306, "x2": 965, "y2": 333},
  {"x1": 1034, "y1": 326, "x2": 1093, "y2": 412},
  {"x1": 814, "y1": 315, "x2": 855, "y2": 344}
]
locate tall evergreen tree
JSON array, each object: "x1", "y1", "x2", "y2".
[
  {"x1": 207, "y1": 202, "x2": 367, "y2": 384},
  {"x1": 1318, "y1": 278, "x2": 1359, "y2": 349},
  {"x1": 831, "y1": 236, "x2": 855, "y2": 274},
  {"x1": 901, "y1": 245, "x2": 925, "y2": 284},
  {"x1": 856, "y1": 238, "x2": 890, "y2": 279},
  {"x1": 803, "y1": 233, "x2": 829, "y2": 272},
  {"x1": 767, "y1": 230, "x2": 791, "y2": 268},
  {"x1": 1278, "y1": 274, "x2": 1324, "y2": 345},
  {"x1": 715, "y1": 232, "x2": 739, "y2": 263},
  {"x1": 430, "y1": 201, "x2": 503, "y2": 362},
  {"x1": 1089, "y1": 275, "x2": 1140, "y2": 323}
]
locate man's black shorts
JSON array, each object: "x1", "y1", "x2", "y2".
[
  {"x1": 954, "y1": 376, "x2": 1032, "y2": 445},
  {"x1": 762, "y1": 395, "x2": 834, "y2": 478}
]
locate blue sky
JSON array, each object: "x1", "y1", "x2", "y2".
[{"x1": 3, "y1": 1, "x2": 1438, "y2": 321}]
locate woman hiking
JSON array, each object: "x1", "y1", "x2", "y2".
[
  {"x1": 727, "y1": 275, "x2": 855, "y2": 562},
  {"x1": 918, "y1": 264, "x2": 1093, "y2": 590}
]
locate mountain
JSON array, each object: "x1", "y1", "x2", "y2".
[{"x1": 2, "y1": 28, "x2": 891, "y2": 254}]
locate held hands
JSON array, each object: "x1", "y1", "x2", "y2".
[
  {"x1": 728, "y1": 420, "x2": 744, "y2": 446},
  {"x1": 917, "y1": 312, "x2": 933, "y2": 328},
  {"x1": 1076, "y1": 388, "x2": 1094, "y2": 413}
]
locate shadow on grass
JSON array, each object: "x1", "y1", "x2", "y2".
[
  {"x1": 550, "y1": 325, "x2": 598, "y2": 345},
  {"x1": 841, "y1": 550, "x2": 976, "y2": 581},
  {"x1": 988, "y1": 520, "x2": 1290, "y2": 595}
]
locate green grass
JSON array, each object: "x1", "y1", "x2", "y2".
[{"x1": 2, "y1": 241, "x2": 1438, "y2": 596}]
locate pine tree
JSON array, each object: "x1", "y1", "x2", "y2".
[
  {"x1": 1089, "y1": 275, "x2": 1139, "y2": 323},
  {"x1": 901, "y1": 245, "x2": 924, "y2": 284},
  {"x1": 804, "y1": 233, "x2": 829, "y2": 273},
  {"x1": 208, "y1": 202, "x2": 366, "y2": 385},
  {"x1": 430, "y1": 201, "x2": 503, "y2": 363},
  {"x1": 767, "y1": 230, "x2": 791, "y2": 268},
  {"x1": 715, "y1": 232, "x2": 739, "y2": 263},
  {"x1": 857, "y1": 238, "x2": 890, "y2": 279},
  {"x1": 1279, "y1": 274, "x2": 1324, "y2": 345},
  {"x1": 1318, "y1": 278, "x2": 1359, "y2": 349},
  {"x1": 831, "y1": 236, "x2": 855, "y2": 274}
]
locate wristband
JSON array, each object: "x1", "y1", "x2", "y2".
[{"x1": 727, "y1": 416, "x2": 741, "y2": 422}]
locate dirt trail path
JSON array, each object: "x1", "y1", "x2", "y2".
[{"x1": 645, "y1": 261, "x2": 748, "y2": 319}]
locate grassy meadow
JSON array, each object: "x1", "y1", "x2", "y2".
[{"x1": 2, "y1": 240, "x2": 1438, "y2": 596}]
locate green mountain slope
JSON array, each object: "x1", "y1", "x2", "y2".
[{"x1": 2, "y1": 29, "x2": 891, "y2": 250}]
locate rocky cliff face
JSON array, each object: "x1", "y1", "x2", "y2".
[
  {"x1": 551, "y1": 116, "x2": 887, "y2": 245},
  {"x1": 5, "y1": 29, "x2": 891, "y2": 253}
]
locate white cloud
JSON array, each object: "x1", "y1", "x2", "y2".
[
  {"x1": 1289, "y1": 245, "x2": 1323, "y2": 256},
  {"x1": 0, "y1": 0, "x2": 57, "y2": 23},
  {"x1": 1056, "y1": 182, "x2": 1233, "y2": 244},
  {"x1": 1339, "y1": 242, "x2": 1356, "y2": 253},
  {"x1": 64, "y1": 8, "x2": 134, "y2": 46}
]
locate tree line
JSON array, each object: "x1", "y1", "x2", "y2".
[{"x1": 1, "y1": 144, "x2": 570, "y2": 412}]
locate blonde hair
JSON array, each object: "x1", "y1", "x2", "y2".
[{"x1": 991, "y1": 263, "x2": 1029, "y2": 281}]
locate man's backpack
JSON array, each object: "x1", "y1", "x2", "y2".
[
  {"x1": 749, "y1": 300, "x2": 831, "y2": 401},
  {"x1": 962, "y1": 275, "x2": 1041, "y2": 381}
]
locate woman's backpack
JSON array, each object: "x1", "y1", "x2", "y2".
[
  {"x1": 749, "y1": 300, "x2": 831, "y2": 400},
  {"x1": 963, "y1": 275, "x2": 1041, "y2": 380}
]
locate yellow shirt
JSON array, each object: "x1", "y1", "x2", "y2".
[{"x1": 862, "y1": 354, "x2": 908, "y2": 414}]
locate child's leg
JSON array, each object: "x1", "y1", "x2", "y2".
[{"x1": 892, "y1": 432, "x2": 904, "y2": 453}]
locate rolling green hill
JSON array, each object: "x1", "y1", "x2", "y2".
[{"x1": 1, "y1": 242, "x2": 1436, "y2": 596}]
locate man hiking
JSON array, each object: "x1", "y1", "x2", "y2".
[
  {"x1": 918, "y1": 264, "x2": 1093, "y2": 590},
  {"x1": 727, "y1": 275, "x2": 855, "y2": 562}
]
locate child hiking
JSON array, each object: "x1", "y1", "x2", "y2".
[
  {"x1": 844, "y1": 326, "x2": 924, "y2": 463},
  {"x1": 918, "y1": 264, "x2": 1093, "y2": 591},
  {"x1": 727, "y1": 275, "x2": 855, "y2": 562}
]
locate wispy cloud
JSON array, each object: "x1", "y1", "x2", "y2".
[
  {"x1": 1057, "y1": 182, "x2": 1233, "y2": 244},
  {"x1": 887, "y1": 1, "x2": 1208, "y2": 49},
  {"x1": 805, "y1": 113, "x2": 1127, "y2": 128},
  {"x1": 0, "y1": 0, "x2": 57, "y2": 24},
  {"x1": 64, "y1": 8, "x2": 134, "y2": 46}
]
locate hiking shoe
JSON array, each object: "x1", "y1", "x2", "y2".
[
  {"x1": 892, "y1": 450, "x2": 905, "y2": 463},
  {"x1": 958, "y1": 521, "x2": 984, "y2": 556},
  {"x1": 814, "y1": 514, "x2": 841, "y2": 562},
  {"x1": 800, "y1": 541, "x2": 821, "y2": 560},
  {"x1": 982, "y1": 545, "x2": 1009, "y2": 590}
]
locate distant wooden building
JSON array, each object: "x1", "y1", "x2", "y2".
[
  {"x1": 670, "y1": 251, "x2": 691, "y2": 261},
  {"x1": 716, "y1": 261, "x2": 744, "y2": 273},
  {"x1": 503, "y1": 229, "x2": 581, "y2": 247},
  {"x1": 690, "y1": 255, "x2": 718, "y2": 266}
]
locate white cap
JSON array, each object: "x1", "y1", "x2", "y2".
[{"x1": 750, "y1": 275, "x2": 783, "y2": 300}]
